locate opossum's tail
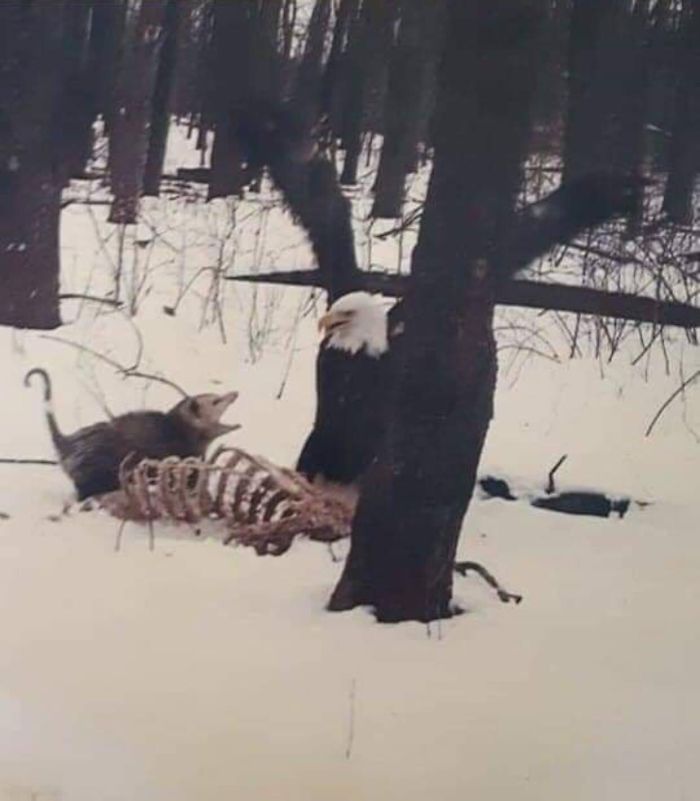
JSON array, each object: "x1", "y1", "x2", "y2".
[{"x1": 25, "y1": 368, "x2": 66, "y2": 454}]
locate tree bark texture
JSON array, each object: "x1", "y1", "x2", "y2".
[
  {"x1": 144, "y1": 0, "x2": 188, "y2": 196},
  {"x1": 662, "y1": 0, "x2": 700, "y2": 223},
  {"x1": 108, "y1": 0, "x2": 167, "y2": 223},
  {"x1": 233, "y1": 104, "x2": 360, "y2": 301},
  {"x1": 292, "y1": 0, "x2": 332, "y2": 128},
  {"x1": 330, "y1": 0, "x2": 546, "y2": 622},
  {"x1": 0, "y1": 0, "x2": 71, "y2": 329},
  {"x1": 321, "y1": 0, "x2": 360, "y2": 135},
  {"x1": 207, "y1": 0, "x2": 280, "y2": 199},
  {"x1": 563, "y1": 0, "x2": 633, "y2": 182},
  {"x1": 371, "y1": 0, "x2": 445, "y2": 218},
  {"x1": 339, "y1": 0, "x2": 395, "y2": 185},
  {"x1": 88, "y1": 0, "x2": 127, "y2": 135}
]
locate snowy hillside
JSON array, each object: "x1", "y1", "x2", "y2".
[{"x1": 0, "y1": 125, "x2": 698, "y2": 801}]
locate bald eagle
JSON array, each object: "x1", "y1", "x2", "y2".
[{"x1": 296, "y1": 291, "x2": 402, "y2": 488}]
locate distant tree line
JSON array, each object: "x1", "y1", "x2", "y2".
[{"x1": 0, "y1": 0, "x2": 698, "y2": 328}]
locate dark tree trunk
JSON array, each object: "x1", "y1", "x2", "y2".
[
  {"x1": 0, "y1": 166, "x2": 63, "y2": 330},
  {"x1": 234, "y1": 105, "x2": 360, "y2": 301},
  {"x1": 259, "y1": 0, "x2": 284, "y2": 54},
  {"x1": 59, "y1": 0, "x2": 96, "y2": 180},
  {"x1": 598, "y1": 1, "x2": 650, "y2": 187},
  {"x1": 530, "y1": 0, "x2": 570, "y2": 149},
  {"x1": 108, "y1": 0, "x2": 168, "y2": 223},
  {"x1": 621, "y1": 2, "x2": 654, "y2": 234},
  {"x1": 89, "y1": 0, "x2": 127, "y2": 135},
  {"x1": 330, "y1": 0, "x2": 547, "y2": 622},
  {"x1": 662, "y1": 0, "x2": 700, "y2": 224},
  {"x1": 339, "y1": 0, "x2": 395, "y2": 185},
  {"x1": 186, "y1": 1, "x2": 215, "y2": 156},
  {"x1": 273, "y1": 159, "x2": 359, "y2": 301},
  {"x1": 371, "y1": 0, "x2": 445, "y2": 218},
  {"x1": 143, "y1": 0, "x2": 187, "y2": 196},
  {"x1": 562, "y1": 0, "x2": 628, "y2": 182},
  {"x1": 0, "y1": 0, "x2": 71, "y2": 329},
  {"x1": 320, "y1": 0, "x2": 360, "y2": 135},
  {"x1": 257, "y1": 0, "x2": 285, "y2": 102},
  {"x1": 207, "y1": 0, "x2": 270, "y2": 199},
  {"x1": 646, "y1": 0, "x2": 676, "y2": 172},
  {"x1": 281, "y1": 0, "x2": 298, "y2": 62},
  {"x1": 292, "y1": 0, "x2": 332, "y2": 127}
]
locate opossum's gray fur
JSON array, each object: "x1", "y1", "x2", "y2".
[{"x1": 25, "y1": 368, "x2": 240, "y2": 501}]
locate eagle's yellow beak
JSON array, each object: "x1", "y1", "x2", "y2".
[
  {"x1": 318, "y1": 310, "x2": 352, "y2": 335},
  {"x1": 318, "y1": 312, "x2": 333, "y2": 333}
]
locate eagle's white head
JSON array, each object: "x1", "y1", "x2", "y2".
[{"x1": 318, "y1": 291, "x2": 391, "y2": 358}]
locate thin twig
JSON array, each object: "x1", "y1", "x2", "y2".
[
  {"x1": 345, "y1": 678, "x2": 357, "y2": 760},
  {"x1": 453, "y1": 561, "x2": 523, "y2": 604},
  {"x1": 115, "y1": 519, "x2": 127, "y2": 552},
  {"x1": 38, "y1": 334, "x2": 189, "y2": 397},
  {"x1": 0, "y1": 457, "x2": 58, "y2": 465},
  {"x1": 59, "y1": 293, "x2": 123, "y2": 308},
  {"x1": 645, "y1": 368, "x2": 700, "y2": 437},
  {"x1": 546, "y1": 454, "x2": 568, "y2": 494}
]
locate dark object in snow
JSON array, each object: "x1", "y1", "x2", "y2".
[
  {"x1": 531, "y1": 492, "x2": 631, "y2": 519},
  {"x1": 24, "y1": 368, "x2": 240, "y2": 501},
  {"x1": 175, "y1": 167, "x2": 211, "y2": 183},
  {"x1": 479, "y1": 476, "x2": 517, "y2": 501},
  {"x1": 296, "y1": 292, "x2": 403, "y2": 487},
  {"x1": 454, "y1": 561, "x2": 522, "y2": 604}
]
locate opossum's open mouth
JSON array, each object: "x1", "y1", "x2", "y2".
[{"x1": 213, "y1": 391, "x2": 241, "y2": 433}]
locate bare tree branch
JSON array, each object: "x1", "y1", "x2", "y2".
[
  {"x1": 645, "y1": 368, "x2": 700, "y2": 437},
  {"x1": 227, "y1": 269, "x2": 700, "y2": 329},
  {"x1": 38, "y1": 334, "x2": 189, "y2": 397}
]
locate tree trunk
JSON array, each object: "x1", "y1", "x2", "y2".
[
  {"x1": 0, "y1": 166, "x2": 62, "y2": 330},
  {"x1": 562, "y1": 0, "x2": 627, "y2": 182},
  {"x1": 530, "y1": 0, "x2": 570, "y2": 145},
  {"x1": 233, "y1": 105, "x2": 360, "y2": 301},
  {"x1": 89, "y1": 0, "x2": 127, "y2": 135},
  {"x1": 662, "y1": 0, "x2": 700, "y2": 224},
  {"x1": 143, "y1": 0, "x2": 188, "y2": 196},
  {"x1": 616, "y1": 2, "x2": 653, "y2": 235},
  {"x1": 292, "y1": 0, "x2": 332, "y2": 127},
  {"x1": 339, "y1": 0, "x2": 395, "y2": 185},
  {"x1": 58, "y1": 0, "x2": 96, "y2": 181},
  {"x1": 371, "y1": 0, "x2": 445, "y2": 218},
  {"x1": 330, "y1": 0, "x2": 546, "y2": 622},
  {"x1": 207, "y1": 0, "x2": 261, "y2": 199},
  {"x1": 321, "y1": 0, "x2": 360, "y2": 135},
  {"x1": 108, "y1": 0, "x2": 168, "y2": 223},
  {"x1": 0, "y1": 0, "x2": 71, "y2": 329}
]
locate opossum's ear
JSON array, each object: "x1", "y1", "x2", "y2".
[{"x1": 189, "y1": 399, "x2": 201, "y2": 416}]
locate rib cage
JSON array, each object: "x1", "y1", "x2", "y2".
[{"x1": 99, "y1": 447, "x2": 355, "y2": 555}]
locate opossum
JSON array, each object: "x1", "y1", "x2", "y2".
[{"x1": 25, "y1": 368, "x2": 240, "y2": 501}]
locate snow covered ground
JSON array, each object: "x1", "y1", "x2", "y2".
[{"x1": 0, "y1": 126, "x2": 698, "y2": 801}]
